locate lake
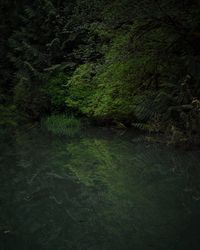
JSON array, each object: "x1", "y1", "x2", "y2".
[{"x1": 0, "y1": 126, "x2": 200, "y2": 250}]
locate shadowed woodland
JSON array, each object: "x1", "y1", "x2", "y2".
[
  {"x1": 1, "y1": 2, "x2": 200, "y2": 249},
  {"x1": 1, "y1": 0, "x2": 200, "y2": 144}
]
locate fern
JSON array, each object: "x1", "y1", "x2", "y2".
[{"x1": 24, "y1": 7, "x2": 35, "y2": 19}]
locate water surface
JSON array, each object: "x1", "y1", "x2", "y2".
[{"x1": 0, "y1": 127, "x2": 200, "y2": 250}]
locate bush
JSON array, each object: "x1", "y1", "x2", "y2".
[{"x1": 45, "y1": 73, "x2": 69, "y2": 112}]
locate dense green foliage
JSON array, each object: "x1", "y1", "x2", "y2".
[{"x1": 1, "y1": 0, "x2": 200, "y2": 142}]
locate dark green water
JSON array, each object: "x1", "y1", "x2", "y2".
[{"x1": 0, "y1": 127, "x2": 200, "y2": 250}]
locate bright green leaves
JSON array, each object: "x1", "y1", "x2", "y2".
[{"x1": 66, "y1": 63, "x2": 97, "y2": 115}]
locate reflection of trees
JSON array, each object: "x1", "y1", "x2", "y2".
[
  {"x1": 0, "y1": 129, "x2": 87, "y2": 250},
  {"x1": 0, "y1": 128, "x2": 200, "y2": 250},
  {"x1": 67, "y1": 137, "x2": 200, "y2": 249}
]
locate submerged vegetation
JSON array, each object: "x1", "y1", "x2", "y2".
[{"x1": 1, "y1": 0, "x2": 200, "y2": 144}]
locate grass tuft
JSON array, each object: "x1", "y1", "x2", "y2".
[{"x1": 42, "y1": 114, "x2": 81, "y2": 136}]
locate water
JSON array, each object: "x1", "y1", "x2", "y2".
[{"x1": 0, "y1": 126, "x2": 200, "y2": 250}]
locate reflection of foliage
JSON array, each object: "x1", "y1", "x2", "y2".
[
  {"x1": 0, "y1": 128, "x2": 200, "y2": 249},
  {"x1": 67, "y1": 138, "x2": 116, "y2": 186},
  {"x1": 67, "y1": 134, "x2": 200, "y2": 249}
]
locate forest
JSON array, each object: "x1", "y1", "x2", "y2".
[
  {"x1": 1, "y1": 2, "x2": 200, "y2": 249},
  {"x1": 1, "y1": 0, "x2": 200, "y2": 144}
]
